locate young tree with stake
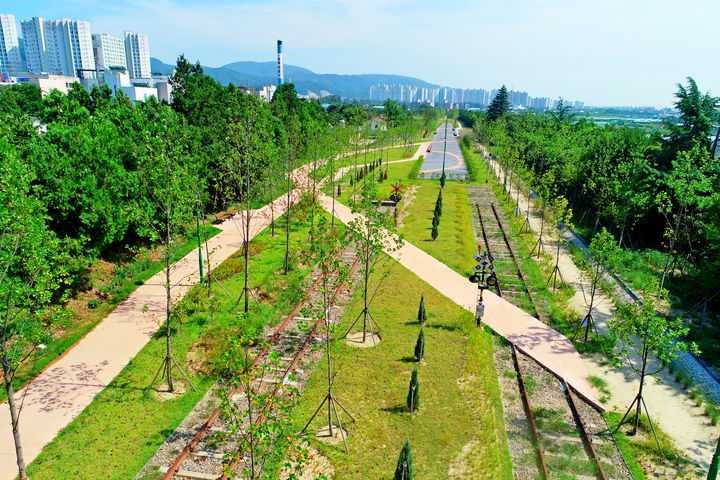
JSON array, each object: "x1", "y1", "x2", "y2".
[
  {"x1": 137, "y1": 120, "x2": 200, "y2": 393},
  {"x1": 0, "y1": 155, "x2": 69, "y2": 480},
  {"x1": 227, "y1": 95, "x2": 275, "y2": 314},
  {"x1": 574, "y1": 228, "x2": 621, "y2": 342},
  {"x1": 301, "y1": 216, "x2": 354, "y2": 452},
  {"x1": 345, "y1": 182, "x2": 402, "y2": 344},
  {"x1": 609, "y1": 292, "x2": 697, "y2": 451}
]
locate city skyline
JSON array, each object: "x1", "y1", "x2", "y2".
[{"x1": 3, "y1": 1, "x2": 720, "y2": 107}]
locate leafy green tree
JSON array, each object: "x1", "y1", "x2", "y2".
[
  {"x1": 663, "y1": 77, "x2": 719, "y2": 160},
  {"x1": 657, "y1": 145, "x2": 714, "y2": 291},
  {"x1": 336, "y1": 103, "x2": 368, "y2": 126},
  {"x1": 574, "y1": 228, "x2": 621, "y2": 342},
  {"x1": 394, "y1": 440, "x2": 413, "y2": 480},
  {"x1": 610, "y1": 293, "x2": 698, "y2": 443},
  {"x1": 549, "y1": 98, "x2": 575, "y2": 125},
  {"x1": 417, "y1": 295, "x2": 427, "y2": 325},
  {"x1": 225, "y1": 94, "x2": 276, "y2": 313},
  {"x1": 414, "y1": 329, "x2": 425, "y2": 361},
  {"x1": 0, "y1": 83, "x2": 43, "y2": 116},
  {"x1": 431, "y1": 223, "x2": 439, "y2": 241},
  {"x1": 383, "y1": 99, "x2": 405, "y2": 127},
  {"x1": 406, "y1": 368, "x2": 420, "y2": 411},
  {"x1": 345, "y1": 182, "x2": 402, "y2": 343},
  {"x1": 0, "y1": 153, "x2": 69, "y2": 479},
  {"x1": 272, "y1": 83, "x2": 303, "y2": 275},
  {"x1": 545, "y1": 195, "x2": 572, "y2": 291},
  {"x1": 136, "y1": 119, "x2": 200, "y2": 392},
  {"x1": 486, "y1": 85, "x2": 511, "y2": 121}
]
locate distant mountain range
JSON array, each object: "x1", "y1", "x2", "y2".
[{"x1": 150, "y1": 57, "x2": 439, "y2": 99}]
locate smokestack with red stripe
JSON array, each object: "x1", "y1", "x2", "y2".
[{"x1": 277, "y1": 40, "x2": 284, "y2": 87}]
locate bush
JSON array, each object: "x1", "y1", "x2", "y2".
[
  {"x1": 406, "y1": 368, "x2": 420, "y2": 411},
  {"x1": 87, "y1": 299, "x2": 100, "y2": 309},
  {"x1": 394, "y1": 440, "x2": 413, "y2": 480},
  {"x1": 417, "y1": 295, "x2": 427, "y2": 325},
  {"x1": 408, "y1": 155, "x2": 424, "y2": 180},
  {"x1": 414, "y1": 329, "x2": 425, "y2": 361},
  {"x1": 431, "y1": 224, "x2": 439, "y2": 241}
]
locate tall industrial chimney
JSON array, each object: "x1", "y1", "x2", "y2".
[{"x1": 276, "y1": 40, "x2": 284, "y2": 87}]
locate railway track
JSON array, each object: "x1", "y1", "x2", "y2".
[
  {"x1": 469, "y1": 185, "x2": 630, "y2": 480},
  {"x1": 154, "y1": 246, "x2": 361, "y2": 480}
]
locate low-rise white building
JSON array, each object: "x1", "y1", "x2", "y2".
[{"x1": 28, "y1": 72, "x2": 79, "y2": 95}]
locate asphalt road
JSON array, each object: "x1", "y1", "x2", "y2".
[{"x1": 420, "y1": 121, "x2": 468, "y2": 175}]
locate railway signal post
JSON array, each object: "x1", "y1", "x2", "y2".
[{"x1": 469, "y1": 246, "x2": 497, "y2": 326}]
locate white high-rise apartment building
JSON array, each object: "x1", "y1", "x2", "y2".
[
  {"x1": 22, "y1": 17, "x2": 95, "y2": 76},
  {"x1": 124, "y1": 32, "x2": 150, "y2": 78},
  {"x1": 0, "y1": 14, "x2": 23, "y2": 74},
  {"x1": 91, "y1": 33, "x2": 126, "y2": 71},
  {"x1": 21, "y1": 17, "x2": 46, "y2": 72}
]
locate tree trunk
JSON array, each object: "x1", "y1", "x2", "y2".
[
  {"x1": 633, "y1": 349, "x2": 649, "y2": 435},
  {"x1": 1, "y1": 342, "x2": 27, "y2": 479},
  {"x1": 283, "y1": 171, "x2": 292, "y2": 275},
  {"x1": 244, "y1": 208, "x2": 251, "y2": 314},
  {"x1": 362, "y1": 233, "x2": 371, "y2": 342},
  {"x1": 165, "y1": 218, "x2": 174, "y2": 392}
]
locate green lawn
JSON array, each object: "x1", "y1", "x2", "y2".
[
  {"x1": 399, "y1": 181, "x2": 476, "y2": 275},
  {"x1": 26, "y1": 213, "x2": 320, "y2": 480},
  {"x1": 1, "y1": 225, "x2": 222, "y2": 403},
  {"x1": 293, "y1": 257, "x2": 513, "y2": 479},
  {"x1": 332, "y1": 157, "x2": 418, "y2": 205}
]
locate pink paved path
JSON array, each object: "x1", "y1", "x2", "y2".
[
  {"x1": 0, "y1": 179, "x2": 310, "y2": 480},
  {"x1": 318, "y1": 193, "x2": 601, "y2": 407},
  {"x1": 0, "y1": 145, "x2": 400, "y2": 478}
]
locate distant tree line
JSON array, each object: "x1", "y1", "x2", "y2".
[{"x1": 459, "y1": 78, "x2": 720, "y2": 302}]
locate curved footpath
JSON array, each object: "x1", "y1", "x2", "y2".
[
  {"x1": 0, "y1": 139, "x2": 604, "y2": 478},
  {"x1": 0, "y1": 195, "x2": 299, "y2": 480},
  {"x1": 0, "y1": 143, "x2": 416, "y2": 479},
  {"x1": 317, "y1": 192, "x2": 601, "y2": 407}
]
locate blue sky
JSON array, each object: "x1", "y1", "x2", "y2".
[{"x1": 6, "y1": 0, "x2": 719, "y2": 107}]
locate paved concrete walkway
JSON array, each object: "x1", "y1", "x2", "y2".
[
  {"x1": 317, "y1": 193, "x2": 601, "y2": 407},
  {"x1": 0, "y1": 142, "x2": 416, "y2": 479},
  {"x1": 421, "y1": 122, "x2": 467, "y2": 174},
  {"x1": 482, "y1": 144, "x2": 719, "y2": 468},
  {"x1": 0, "y1": 174, "x2": 314, "y2": 480}
]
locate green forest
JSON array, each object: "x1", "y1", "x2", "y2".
[
  {"x1": 460, "y1": 79, "x2": 720, "y2": 363},
  {"x1": 0, "y1": 53, "x2": 438, "y2": 396}
]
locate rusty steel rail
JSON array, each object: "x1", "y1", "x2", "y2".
[
  {"x1": 219, "y1": 252, "x2": 361, "y2": 479},
  {"x1": 488, "y1": 203, "x2": 539, "y2": 314},
  {"x1": 479, "y1": 199, "x2": 610, "y2": 480},
  {"x1": 510, "y1": 344, "x2": 551, "y2": 479},
  {"x1": 161, "y1": 247, "x2": 357, "y2": 480},
  {"x1": 563, "y1": 380, "x2": 610, "y2": 480}
]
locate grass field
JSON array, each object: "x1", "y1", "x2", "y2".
[
  {"x1": 399, "y1": 181, "x2": 476, "y2": 275},
  {"x1": 26, "y1": 213, "x2": 319, "y2": 480},
  {"x1": 0, "y1": 225, "x2": 222, "y2": 403},
  {"x1": 293, "y1": 257, "x2": 513, "y2": 479}
]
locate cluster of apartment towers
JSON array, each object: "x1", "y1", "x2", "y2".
[
  {"x1": 0, "y1": 13, "x2": 166, "y2": 101},
  {"x1": 369, "y1": 83, "x2": 585, "y2": 110}
]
